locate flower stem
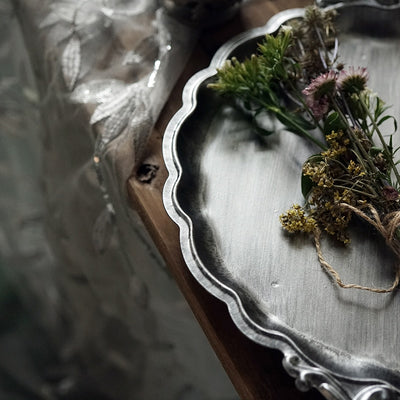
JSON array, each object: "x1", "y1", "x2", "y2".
[
  {"x1": 334, "y1": 184, "x2": 378, "y2": 199},
  {"x1": 287, "y1": 80, "x2": 325, "y2": 133},
  {"x1": 330, "y1": 96, "x2": 379, "y2": 176},
  {"x1": 267, "y1": 105, "x2": 327, "y2": 150},
  {"x1": 358, "y1": 94, "x2": 400, "y2": 185}
]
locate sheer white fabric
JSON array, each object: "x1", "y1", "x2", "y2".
[{"x1": 0, "y1": 0, "x2": 238, "y2": 398}]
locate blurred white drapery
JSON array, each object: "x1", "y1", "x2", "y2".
[{"x1": 0, "y1": 1, "x2": 238, "y2": 398}]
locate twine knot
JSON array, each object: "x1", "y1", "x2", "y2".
[{"x1": 314, "y1": 203, "x2": 400, "y2": 293}]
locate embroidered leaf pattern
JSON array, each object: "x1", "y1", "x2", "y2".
[
  {"x1": 92, "y1": 207, "x2": 114, "y2": 254},
  {"x1": 70, "y1": 79, "x2": 126, "y2": 104},
  {"x1": 90, "y1": 84, "x2": 138, "y2": 125},
  {"x1": 103, "y1": 103, "x2": 132, "y2": 144},
  {"x1": 62, "y1": 34, "x2": 81, "y2": 91},
  {"x1": 129, "y1": 97, "x2": 153, "y2": 163},
  {"x1": 88, "y1": 81, "x2": 153, "y2": 162},
  {"x1": 41, "y1": 1, "x2": 104, "y2": 27}
]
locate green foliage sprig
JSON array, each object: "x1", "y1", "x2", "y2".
[{"x1": 209, "y1": 27, "x2": 324, "y2": 148}]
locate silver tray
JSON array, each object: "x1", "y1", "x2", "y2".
[{"x1": 163, "y1": 2, "x2": 400, "y2": 399}]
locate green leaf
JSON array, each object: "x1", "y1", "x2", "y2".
[
  {"x1": 306, "y1": 154, "x2": 324, "y2": 163},
  {"x1": 264, "y1": 86, "x2": 280, "y2": 108},
  {"x1": 377, "y1": 115, "x2": 392, "y2": 126},
  {"x1": 323, "y1": 112, "x2": 346, "y2": 135},
  {"x1": 275, "y1": 111, "x2": 314, "y2": 133},
  {"x1": 369, "y1": 146, "x2": 383, "y2": 156},
  {"x1": 301, "y1": 154, "x2": 322, "y2": 199},
  {"x1": 291, "y1": 114, "x2": 315, "y2": 130},
  {"x1": 301, "y1": 173, "x2": 314, "y2": 199},
  {"x1": 254, "y1": 125, "x2": 275, "y2": 136},
  {"x1": 275, "y1": 112, "x2": 300, "y2": 133},
  {"x1": 377, "y1": 115, "x2": 398, "y2": 135},
  {"x1": 392, "y1": 145, "x2": 400, "y2": 156},
  {"x1": 374, "y1": 96, "x2": 389, "y2": 120}
]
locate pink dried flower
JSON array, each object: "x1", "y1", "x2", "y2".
[
  {"x1": 337, "y1": 66, "x2": 368, "y2": 94},
  {"x1": 382, "y1": 185, "x2": 399, "y2": 201},
  {"x1": 303, "y1": 70, "x2": 337, "y2": 99},
  {"x1": 306, "y1": 95, "x2": 330, "y2": 120},
  {"x1": 302, "y1": 71, "x2": 337, "y2": 119}
]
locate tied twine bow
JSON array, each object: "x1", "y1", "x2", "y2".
[{"x1": 314, "y1": 203, "x2": 400, "y2": 293}]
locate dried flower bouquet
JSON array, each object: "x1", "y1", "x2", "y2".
[{"x1": 209, "y1": 6, "x2": 400, "y2": 292}]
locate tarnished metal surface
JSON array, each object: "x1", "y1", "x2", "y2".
[{"x1": 163, "y1": 2, "x2": 400, "y2": 399}]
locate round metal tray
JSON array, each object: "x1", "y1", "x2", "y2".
[{"x1": 163, "y1": 2, "x2": 400, "y2": 398}]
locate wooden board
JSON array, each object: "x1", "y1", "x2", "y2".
[{"x1": 128, "y1": 0, "x2": 324, "y2": 398}]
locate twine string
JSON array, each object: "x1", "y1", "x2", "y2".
[{"x1": 313, "y1": 203, "x2": 400, "y2": 293}]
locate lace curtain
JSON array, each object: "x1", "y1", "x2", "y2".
[{"x1": 0, "y1": 0, "x2": 238, "y2": 398}]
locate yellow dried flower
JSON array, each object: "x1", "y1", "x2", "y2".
[
  {"x1": 279, "y1": 204, "x2": 317, "y2": 233},
  {"x1": 325, "y1": 130, "x2": 339, "y2": 141},
  {"x1": 347, "y1": 160, "x2": 365, "y2": 176},
  {"x1": 303, "y1": 161, "x2": 334, "y2": 187},
  {"x1": 321, "y1": 147, "x2": 347, "y2": 158},
  {"x1": 322, "y1": 130, "x2": 348, "y2": 159}
]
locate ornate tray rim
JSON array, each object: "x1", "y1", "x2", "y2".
[{"x1": 162, "y1": 2, "x2": 400, "y2": 399}]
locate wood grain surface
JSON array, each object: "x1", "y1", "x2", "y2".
[{"x1": 128, "y1": 0, "x2": 325, "y2": 398}]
